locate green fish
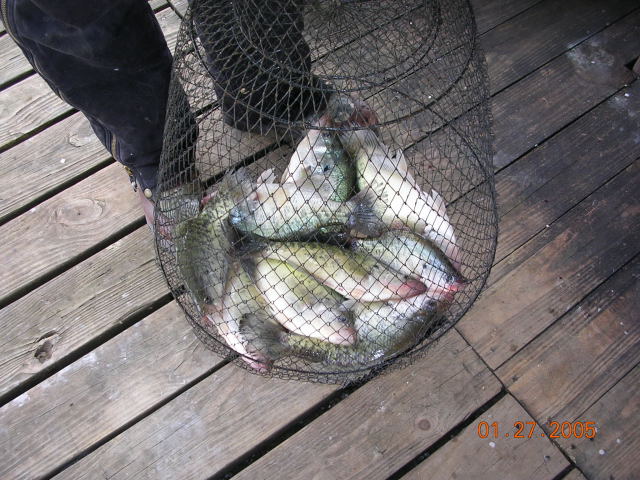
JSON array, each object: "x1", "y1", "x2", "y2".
[
  {"x1": 261, "y1": 242, "x2": 427, "y2": 302},
  {"x1": 281, "y1": 127, "x2": 356, "y2": 202},
  {"x1": 175, "y1": 169, "x2": 253, "y2": 308},
  {"x1": 339, "y1": 127, "x2": 461, "y2": 266},
  {"x1": 228, "y1": 180, "x2": 379, "y2": 240},
  {"x1": 250, "y1": 256, "x2": 357, "y2": 345},
  {"x1": 242, "y1": 294, "x2": 438, "y2": 367},
  {"x1": 351, "y1": 230, "x2": 466, "y2": 305}
]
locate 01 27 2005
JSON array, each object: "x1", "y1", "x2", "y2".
[{"x1": 476, "y1": 420, "x2": 596, "y2": 439}]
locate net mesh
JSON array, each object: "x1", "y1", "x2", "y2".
[{"x1": 155, "y1": 0, "x2": 498, "y2": 384}]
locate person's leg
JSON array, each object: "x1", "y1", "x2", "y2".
[
  {"x1": 1, "y1": 0, "x2": 197, "y2": 200},
  {"x1": 191, "y1": 0, "x2": 331, "y2": 137}
]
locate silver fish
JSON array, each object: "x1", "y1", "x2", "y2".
[
  {"x1": 242, "y1": 293, "x2": 438, "y2": 367},
  {"x1": 251, "y1": 256, "x2": 357, "y2": 345},
  {"x1": 262, "y1": 241, "x2": 427, "y2": 302},
  {"x1": 339, "y1": 128, "x2": 461, "y2": 267},
  {"x1": 351, "y1": 230, "x2": 466, "y2": 305}
]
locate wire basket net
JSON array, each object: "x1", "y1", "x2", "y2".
[{"x1": 155, "y1": 0, "x2": 498, "y2": 384}]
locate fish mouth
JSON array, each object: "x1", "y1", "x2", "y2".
[
  {"x1": 393, "y1": 279, "x2": 428, "y2": 299},
  {"x1": 328, "y1": 326, "x2": 358, "y2": 346}
]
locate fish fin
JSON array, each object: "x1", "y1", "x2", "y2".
[
  {"x1": 239, "y1": 313, "x2": 289, "y2": 359},
  {"x1": 348, "y1": 189, "x2": 386, "y2": 238},
  {"x1": 430, "y1": 189, "x2": 448, "y2": 218},
  {"x1": 256, "y1": 168, "x2": 275, "y2": 185},
  {"x1": 394, "y1": 149, "x2": 410, "y2": 176}
]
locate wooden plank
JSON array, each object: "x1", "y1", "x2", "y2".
[
  {"x1": 491, "y1": 9, "x2": 640, "y2": 169},
  {"x1": 0, "y1": 163, "x2": 142, "y2": 304},
  {"x1": 0, "y1": 74, "x2": 70, "y2": 148},
  {"x1": 0, "y1": 114, "x2": 110, "y2": 222},
  {"x1": 0, "y1": 34, "x2": 29, "y2": 86},
  {"x1": 401, "y1": 395, "x2": 568, "y2": 480},
  {"x1": 0, "y1": 301, "x2": 223, "y2": 480},
  {"x1": 482, "y1": 0, "x2": 639, "y2": 93},
  {"x1": 0, "y1": 4, "x2": 183, "y2": 149},
  {"x1": 472, "y1": 0, "x2": 543, "y2": 33},
  {"x1": 57, "y1": 329, "x2": 499, "y2": 480},
  {"x1": 494, "y1": 81, "x2": 640, "y2": 264},
  {"x1": 556, "y1": 366, "x2": 640, "y2": 480},
  {"x1": 0, "y1": 227, "x2": 168, "y2": 399},
  {"x1": 562, "y1": 469, "x2": 589, "y2": 480},
  {"x1": 457, "y1": 160, "x2": 640, "y2": 369},
  {"x1": 52, "y1": 360, "x2": 338, "y2": 480},
  {"x1": 224, "y1": 331, "x2": 499, "y2": 480},
  {"x1": 497, "y1": 257, "x2": 639, "y2": 426}
]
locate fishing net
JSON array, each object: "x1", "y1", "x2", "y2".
[{"x1": 155, "y1": 0, "x2": 497, "y2": 384}]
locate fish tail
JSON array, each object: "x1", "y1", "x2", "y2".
[
  {"x1": 239, "y1": 313, "x2": 289, "y2": 361},
  {"x1": 326, "y1": 94, "x2": 379, "y2": 129},
  {"x1": 326, "y1": 93, "x2": 357, "y2": 124},
  {"x1": 347, "y1": 189, "x2": 386, "y2": 237}
]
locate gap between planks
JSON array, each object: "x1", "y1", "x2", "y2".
[
  {"x1": 0, "y1": 2, "x2": 636, "y2": 450},
  {"x1": 0, "y1": 1, "x2": 636, "y2": 476}
]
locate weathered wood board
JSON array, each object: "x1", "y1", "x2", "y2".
[
  {"x1": 563, "y1": 469, "x2": 589, "y2": 480},
  {"x1": 0, "y1": 33, "x2": 29, "y2": 86},
  {"x1": 472, "y1": 0, "x2": 543, "y2": 33},
  {"x1": 401, "y1": 395, "x2": 568, "y2": 480},
  {"x1": 56, "y1": 363, "x2": 339, "y2": 480},
  {"x1": 556, "y1": 366, "x2": 640, "y2": 480},
  {"x1": 483, "y1": 0, "x2": 638, "y2": 94},
  {"x1": 0, "y1": 227, "x2": 168, "y2": 400},
  {"x1": 224, "y1": 331, "x2": 500, "y2": 480},
  {"x1": 497, "y1": 257, "x2": 639, "y2": 427},
  {"x1": 493, "y1": 81, "x2": 640, "y2": 263},
  {"x1": 457, "y1": 159, "x2": 640, "y2": 369},
  {"x1": 491, "y1": 8, "x2": 640, "y2": 170},
  {"x1": 0, "y1": 113, "x2": 111, "y2": 222},
  {"x1": 0, "y1": 302, "x2": 222, "y2": 480},
  {"x1": 0, "y1": 74, "x2": 71, "y2": 148},
  {"x1": 0, "y1": 163, "x2": 142, "y2": 304}
]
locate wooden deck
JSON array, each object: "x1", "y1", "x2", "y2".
[{"x1": 0, "y1": 0, "x2": 638, "y2": 479}]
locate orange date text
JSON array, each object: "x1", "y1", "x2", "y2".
[{"x1": 476, "y1": 421, "x2": 596, "y2": 439}]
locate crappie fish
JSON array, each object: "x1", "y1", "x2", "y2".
[
  {"x1": 339, "y1": 127, "x2": 461, "y2": 267},
  {"x1": 203, "y1": 260, "x2": 275, "y2": 372},
  {"x1": 251, "y1": 257, "x2": 357, "y2": 345},
  {"x1": 228, "y1": 180, "x2": 378, "y2": 240},
  {"x1": 175, "y1": 169, "x2": 253, "y2": 307},
  {"x1": 262, "y1": 242, "x2": 426, "y2": 302},
  {"x1": 281, "y1": 126, "x2": 355, "y2": 202},
  {"x1": 351, "y1": 230, "x2": 466, "y2": 304},
  {"x1": 242, "y1": 293, "x2": 438, "y2": 367}
]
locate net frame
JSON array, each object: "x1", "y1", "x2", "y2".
[{"x1": 155, "y1": 0, "x2": 498, "y2": 384}]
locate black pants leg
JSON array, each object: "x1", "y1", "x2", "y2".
[
  {"x1": 191, "y1": 0, "x2": 329, "y2": 135},
  {"x1": 1, "y1": 0, "x2": 190, "y2": 192},
  {"x1": 2, "y1": 0, "x2": 324, "y2": 193}
]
